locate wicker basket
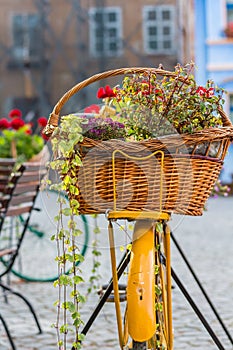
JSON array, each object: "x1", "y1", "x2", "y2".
[{"x1": 45, "y1": 67, "x2": 233, "y2": 216}]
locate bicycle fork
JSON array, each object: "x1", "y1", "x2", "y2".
[
  {"x1": 108, "y1": 218, "x2": 173, "y2": 349},
  {"x1": 127, "y1": 220, "x2": 157, "y2": 342}
]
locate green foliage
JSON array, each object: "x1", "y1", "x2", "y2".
[
  {"x1": 109, "y1": 62, "x2": 225, "y2": 140},
  {"x1": 0, "y1": 127, "x2": 44, "y2": 161}
]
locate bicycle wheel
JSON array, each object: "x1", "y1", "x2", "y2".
[{"x1": 10, "y1": 189, "x2": 89, "y2": 282}]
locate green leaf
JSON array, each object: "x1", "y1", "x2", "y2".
[
  {"x1": 78, "y1": 334, "x2": 85, "y2": 341},
  {"x1": 72, "y1": 229, "x2": 83, "y2": 237},
  {"x1": 59, "y1": 274, "x2": 72, "y2": 286},
  {"x1": 73, "y1": 275, "x2": 85, "y2": 284},
  {"x1": 93, "y1": 226, "x2": 100, "y2": 234},
  {"x1": 62, "y1": 207, "x2": 72, "y2": 216}
]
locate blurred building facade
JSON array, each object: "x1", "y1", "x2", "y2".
[
  {"x1": 193, "y1": 0, "x2": 233, "y2": 183},
  {"x1": 194, "y1": 0, "x2": 233, "y2": 121},
  {"x1": 0, "y1": 0, "x2": 191, "y2": 117},
  {"x1": 1, "y1": 0, "x2": 232, "y2": 181}
]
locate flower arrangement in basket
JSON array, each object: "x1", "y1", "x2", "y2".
[
  {"x1": 43, "y1": 62, "x2": 233, "y2": 350},
  {"x1": 0, "y1": 108, "x2": 49, "y2": 162},
  {"x1": 46, "y1": 62, "x2": 233, "y2": 217}
]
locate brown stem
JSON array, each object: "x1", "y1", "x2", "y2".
[{"x1": 11, "y1": 139, "x2": 17, "y2": 158}]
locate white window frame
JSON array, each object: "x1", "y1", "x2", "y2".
[
  {"x1": 142, "y1": 5, "x2": 175, "y2": 55},
  {"x1": 89, "y1": 7, "x2": 123, "y2": 57}
]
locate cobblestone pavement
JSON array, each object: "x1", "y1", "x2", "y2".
[{"x1": 0, "y1": 196, "x2": 233, "y2": 350}]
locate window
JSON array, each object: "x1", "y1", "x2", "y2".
[
  {"x1": 11, "y1": 14, "x2": 41, "y2": 63},
  {"x1": 89, "y1": 7, "x2": 122, "y2": 57},
  {"x1": 143, "y1": 5, "x2": 175, "y2": 54}
]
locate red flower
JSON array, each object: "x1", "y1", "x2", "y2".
[
  {"x1": 41, "y1": 131, "x2": 49, "y2": 141},
  {"x1": 154, "y1": 88, "x2": 164, "y2": 100},
  {"x1": 8, "y1": 108, "x2": 22, "y2": 119},
  {"x1": 197, "y1": 86, "x2": 215, "y2": 98},
  {"x1": 0, "y1": 118, "x2": 10, "y2": 130},
  {"x1": 196, "y1": 86, "x2": 207, "y2": 96},
  {"x1": 97, "y1": 85, "x2": 116, "y2": 99},
  {"x1": 10, "y1": 117, "x2": 25, "y2": 130},
  {"x1": 206, "y1": 87, "x2": 214, "y2": 98},
  {"x1": 25, "y1": 127, "x2": 32, "y2": 135},
  {"x1": 97, "y1": 87, "x2": 107, "y2": 98},
  {"x1": 105, "y1": 85, "x2": 116, "y2": 97},
  {"x1": 37, "y1": 117, "x2": 48, "y2": 127},
  {"x1": 84, "y1": 104, "x2": 101, "y2": 113}
]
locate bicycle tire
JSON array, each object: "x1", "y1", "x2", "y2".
[{"x1": 9, "y1": 189, "x2": 89, "y2": 282}]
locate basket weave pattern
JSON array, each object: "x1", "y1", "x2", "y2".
[
  {"x1": 45, "y1": 67, "x2": 233, "y2": 216},
  {"x1": 74, "y1": 135, "x2": 229, "y2": 216}
]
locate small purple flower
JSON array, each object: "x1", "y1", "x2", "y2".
[
  {"x1": 116, "y1": 122, "x2": 125, "y2": 128},
  {"x1": 94, "y1": 129, "x2": 104, "y2": 136},
  {"x1": 81, "y1": 115, "x2": 126, "y2": 140},
  {"x1": 105, "y1": 118, "x2": 113, "y2": 123}
]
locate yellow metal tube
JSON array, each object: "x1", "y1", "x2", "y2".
[
  {"x1": 108, "y1": 220, "x2": 124, "y2": 348},
  {"x1": 159, "y1": 254, "x2": 169, "y2": 344},
  {"x1": 127, "y1": 220, "x2": 156, "y2": 342}
]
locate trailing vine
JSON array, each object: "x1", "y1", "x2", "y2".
[
  {"x1": 49, "y1": 114, "x2": 87, "y2": 350},
  {"x1": 87, "y1": 214, "x2": 102, "y2": 295}
]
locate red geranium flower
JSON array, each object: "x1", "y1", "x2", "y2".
[
  {"x1": 8, "y1": 108, "x2": 22, "y2": 119},
  {"x1": 41, "y1": 131, "x2": 50, "y2": 141},
  {"x1": 37, "y1": 117, "x2": 48, "y2": 127},
  {"x1": 84, "y1": 104, "x2": 100, "y2": 113},
  {"x1": 97, "y1": 87, "x2": 107, "y2": 98},
  {"x1": 10, "y1": 117, "x2": 25, "y2": 130},
  {"x1": 97, "y1": 85, "x2": 116, "y2": 99},
  {"x1": 0, "y1": 118, "x2": 10, "y2": 130},
  {"x1": 196, "y1": 86, "x2": 207, "y2": 96},
  {"x1": 105, "y1": 85, "x2": 116, "y2": 97}
]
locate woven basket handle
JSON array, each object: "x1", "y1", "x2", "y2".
[
  {"x1": 44, "y1": 66, "x2": 232, "y2": 136},
  {"x1": 217, "y1": 107, "x2": 232, "y2": 127}
]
